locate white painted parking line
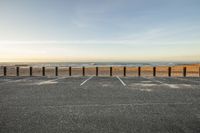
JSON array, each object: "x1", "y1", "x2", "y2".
[
  {"x1": 116, "y1": 76, "x2": 126, "y2": 86},
  {"x1": 80, "y1": 76, "x2": 94, "y2": 86}
]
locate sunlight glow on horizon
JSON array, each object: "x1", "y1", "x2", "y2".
[{"x1": 0, "y1": 40, "x2": 199, "y2": 62}]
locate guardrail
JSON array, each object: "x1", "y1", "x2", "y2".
[{"x1": 1, "y1": 66, "x2": 200, "y2": 77}]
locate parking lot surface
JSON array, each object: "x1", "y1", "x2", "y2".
[{"x1": 0, "y1": 76, "x2": 200, "y2": 133}]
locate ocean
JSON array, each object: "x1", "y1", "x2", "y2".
[{"x1": 0, "y1": 62, "x2": 199, "y2": 67}]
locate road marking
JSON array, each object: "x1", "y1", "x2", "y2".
[
  {"x1": 80, "y1": 76, "x2": 94, "y2": 86},
  {"x1": 140, "y1": 88, "x2": 152, "y2": 92},
  {"x1": 116, "y1": 76, "x2": 126, "y2": 86},
  {"x1": 143, "y1": 77, "x2": 179, "y2": 88}
]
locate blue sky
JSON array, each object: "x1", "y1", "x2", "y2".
[{"x1": 0, "y1": 0, "x2": 200, "y2": 62}]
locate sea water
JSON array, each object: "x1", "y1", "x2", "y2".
[{"x1": 0, "y1": 62, "x2": 199, "y2": 67}]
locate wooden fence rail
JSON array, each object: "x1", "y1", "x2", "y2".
[{"x1": 1, "y1": 66, "x2": 200, "y2": 77}]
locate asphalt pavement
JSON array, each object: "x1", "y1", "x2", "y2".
[{"x1": 0, "y1": 76, "x2": 200, "y2": 133}]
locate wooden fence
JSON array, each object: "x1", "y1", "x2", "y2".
[{"x1": 0, "y1": 66, "x2": 200, "y2": 77}]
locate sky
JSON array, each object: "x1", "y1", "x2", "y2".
[{"x1": 0, "y1": 0, "x2": 200, "y2": 62}]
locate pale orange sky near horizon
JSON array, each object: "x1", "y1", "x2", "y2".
[{"x1": 0, "y1": 41, "x2": 199, "y2": 62}]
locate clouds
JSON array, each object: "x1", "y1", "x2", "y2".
[{"x1": 0, "y1": 0, "x2": 200, "y2": 62}]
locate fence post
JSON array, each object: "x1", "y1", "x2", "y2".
[
  {"x1": 42, "y1": 67, "x2": 45, "y2": 76},
  {"x1": 55, "y1": 67, "x2": 58, "y2": 76},
  {"x1": 110, "y1": 67, "x2": 112, "y2": 77},
  {"x1": 3, "y1": 66, "x2": 7, "y2": 76},
  {"x1": 199, "y1": 67, "x2": 200, "y2": 77},
  {"x1": 168, "y1": 67, "x2": 171, "y2": 77},
  {"x1": 82, "y1": 66, "x2": 85, "y2": 76},
  {"x1": 96, "y1": 67, "x2": 98, "y2": 76},
  {"x1": 153, "y1": 67, "x2": 156, "y2": 77},
  {"x1": 138, "y1": 67, "x2": 141, "y2": 77},
  {"x1": 69, "y1": 66, "x2": 72, "y2": 76},
  {"x1": 16, "y1": 67, "x2": 19, "y2": 76},
  {"x1": 124, "y1": 66, "x2": 126, "y2": 77},
  {"x1": 183, "y1": 67, "x2": 187, "y2": 77},
  {"x1": 30, "y1": 67, "x2": 32, "y2": 76}
]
